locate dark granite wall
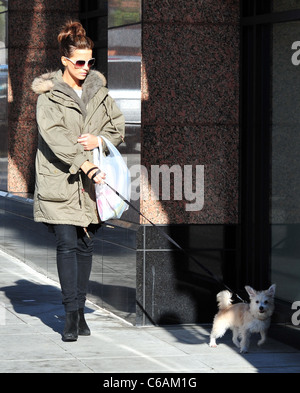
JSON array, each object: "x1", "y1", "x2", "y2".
[
  {"x1": 141, "y1": 0, "x2": 240, "y2": 225},
  {"x1": 137, "y1": 0, "x2": 240, "y2": 324}
]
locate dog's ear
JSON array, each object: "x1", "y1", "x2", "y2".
[
  {"x1": 266, "y1": 284, "x2": 276, "y2": 297},
  {"x1": 245, "y1": 286, "x2": 256, "y2": 298}
]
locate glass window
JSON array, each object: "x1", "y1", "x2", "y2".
[
  {"x1": 107, "y1": 0, "x2": 141, "y2": 223},
  {"x1": 273, "y1": 0, "x2": 300, "y2": 12},
  {"x1": 241, "y1": 2, "x2": 300, "y2": 303},
  {"x1": 271, "y1": 20, "x2": 300, "y2": 303},
  {"x1": 0, "y1": 0, "x2": 7, "y2": 13},
  {"x1": 108, "y1": 0, "x2": 141, "y2": 28}
]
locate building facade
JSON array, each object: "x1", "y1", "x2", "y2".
[{"x1": 0, "y1": 0, "x2": 299, "y2": 337}]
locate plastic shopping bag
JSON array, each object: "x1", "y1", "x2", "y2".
[{"x1": 93, "y1": 136, "x2": 131, "y2": 221}]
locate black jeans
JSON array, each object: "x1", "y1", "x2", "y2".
[{"x1": 51, "y1": 224, "x2": 98, "y2": 312}]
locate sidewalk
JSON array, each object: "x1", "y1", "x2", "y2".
[{"x1": 0, "y1": 249, "x2": 300, "y2": 374}]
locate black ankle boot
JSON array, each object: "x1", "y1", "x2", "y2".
[
  {"x1": 62, "y1": 310, "x2": 79, "y2": 342},
  {"x1": 78, "y1": 308, "x2": 91, "y2": 336}
]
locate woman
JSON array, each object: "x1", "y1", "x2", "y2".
[{"x1": 31, "y1": 21, "x2": 125, "y2": 341}]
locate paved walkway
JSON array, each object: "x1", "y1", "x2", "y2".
[{"x1": 0, "y1": 249, "x2": 300, "y2": 374}]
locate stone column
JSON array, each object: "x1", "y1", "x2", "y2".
[
  {"x1": 137, "y1": 0, "x2": 240, "y2": 324},
  {"x1": 8, "y1": 0, "x2": 80, "y2": 194}
]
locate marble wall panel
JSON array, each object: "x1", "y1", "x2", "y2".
[{"x1": 141, "y1": 0, "x2": 240, "y2": 225}]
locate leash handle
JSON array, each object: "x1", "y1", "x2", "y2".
[{"x1": 104, "y1": 181, "x2": 246, "y2": 303}]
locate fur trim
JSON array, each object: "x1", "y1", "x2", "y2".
[
  {"x1": 31, "y1": 70, "x2": 107, "y2": 95},
  {"x1": 31, "y1": 71, "x2": 56, "y2": 95},
  {"x1": 93, "y1": 70, "x2": 107, "y2": 88}
]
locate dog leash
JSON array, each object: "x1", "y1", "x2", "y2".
[{"x1": 104, "y1": 181, "x2": 246, "y2": 305}]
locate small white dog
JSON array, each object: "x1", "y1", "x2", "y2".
[{"x1": 209, "y1": 284, "x2": 276, "y2": 353}]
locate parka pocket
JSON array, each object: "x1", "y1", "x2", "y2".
[{"x1": 37, "y1": 171, "x2": 77, "y2": 202}]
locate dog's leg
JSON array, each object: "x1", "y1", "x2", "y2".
[
  {"x1": 209, "y1": 336, "x2": 217, "y2": 347},
  {"x1": 239, "y1": 329, "x2": 250, "y2": 353},
  {"x1": 209, "y1": 319, "x2": 227, "y2": 348},
  {"x1": 257, "y1": 330, "x2": 267, "y2": 346},
  {"x1": 209, "y1": 326, "x2": 219, "y2": 347},
  {"x1": 232, "y1": 328, "x2": 240, "y2": 348},
  {"x1": 209, "y1": 322, "x2": 218, "y2": 347}
]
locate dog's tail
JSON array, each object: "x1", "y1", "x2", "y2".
[{"x1": 216, "y1": 290, "x2": 232, "y2": 310}]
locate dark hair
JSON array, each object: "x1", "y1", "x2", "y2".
[{"x1": 58, "y1": 20, "x2": 94, "y2": 57}]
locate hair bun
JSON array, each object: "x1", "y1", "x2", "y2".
[
  {"x1": 58, "y1": 20, "x2": 86, "y2": 44},
  {"x1": 58, "y1": 20, "x2": 94, "y2": 57}
]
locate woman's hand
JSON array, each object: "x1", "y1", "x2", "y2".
[
  {"x1": 78, "y1": 134, "x2": 101, "y2": 151},
  {"x1": 80, "y1": 161, "x2": 106, "y2": 184}
]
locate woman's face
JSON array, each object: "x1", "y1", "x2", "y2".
[{"x1": 62, "y1": 49, "x2": 94, "y2": 85}]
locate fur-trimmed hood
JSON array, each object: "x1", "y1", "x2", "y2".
[
  {"x1": 32, "y1": 69, "x2": 107, "y2": 117},
  {"x1": 32, "y1": 69, "x2": 107, "y2": 95},
  {"x1": 31, "y1": 71, "x2": 58, "y2": 95}
]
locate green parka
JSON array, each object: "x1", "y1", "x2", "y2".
[{"x1": 31, "y1": 69, "x2": 125, "y2": 226}]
